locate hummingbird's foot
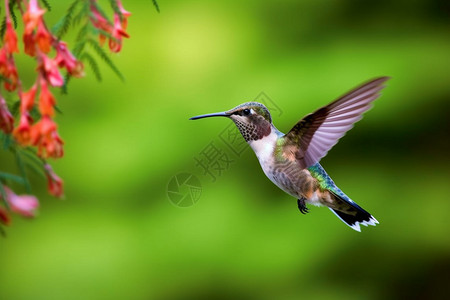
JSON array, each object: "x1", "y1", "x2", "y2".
[{"x1": 297, "y1": 198, "x2": 309, "y2": 214}]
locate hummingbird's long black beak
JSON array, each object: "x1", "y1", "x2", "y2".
[{"x1": 189, "y1": 112, "x2": 229, "y2": 120}]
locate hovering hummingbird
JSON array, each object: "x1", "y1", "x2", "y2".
[{"x1": 190, "y1": 77, "x2": 389, "y2": 231}]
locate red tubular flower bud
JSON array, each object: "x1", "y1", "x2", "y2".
[
  {"x1": 23, "y1": 33, "x2": 36, "y2": 56},
  {"x1": 22, "y1": 0, "x2": 45, "y2": 35},
  {"x1": 0, "y1": 97, "x2": 14, "y2": 134},
  {"x1": 0, "y1": 206, "x2": 11, "y2": 225},
  {"x1": 0, "y1": 48, "x2": 7, "y2": 74},
  {"x1": 4, "y1": 19, "x2": 19, "y2": 53},
  {"x1": 116, "y1": 0, "x2": 131, "y2": 29},
  {"x1": 20, "y1": 84, "x2": 37, "y2": 113},
  {"x1": 13, "y1": 112, "x2": 33, "y2": 145},
  {"x1": 36, "y1": 21, "x2": 52, "y2": 53},
  {"x1": 0, "y1": 47, "x2": 19, "y2": 91},
  {"x1": 40, "y1": 55, "x2": 64, "y2": 87},
  {"x1": 31, "y1": 116, "x2": 64, "y2": 159},
  {"x1": 109, "y1": 13, "x2": 130, "y2": 53},
  {"x1": 38, "y1": 80, "x2": 55, "y2": 116},
  {"x1": 44, "y1": 164, "x2": 64, "y2": 198},
  {"x1": 45, "y1": 130, "x2": 64, "y2": 158},
  {"x1": 55, "y1": 42, "x2": 84, "y2": 77},
  {"x1": 90, "y1": 6, "x2": 112, "y2": 33},
  {"x1": 3, "y1": 62, "x2": 18, "y2": 92},
  {"x1": 3, "y1": 186, "x2": 39, "y2": 218}
]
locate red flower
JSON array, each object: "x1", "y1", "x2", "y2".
[
  {"x1": 23, "y1": 0, "x2": 45, "y2": 35},
  {"x1": 3, "y1": 64, "x2": 18, "y2": 91},
  {"x1": 55, "y1": 42, "x2": 84, "y2": 77},
  {"x1": 44, "y1": 164, "x2": 64, "y2": 198},
  {"x1": 0, "y1": 48, "x2": 19, "y2": 91},
  {"x1": 4, "y1": 19, "x2": 19, "y2": 53},
  {"x1": 0, "y1": 48, "x2": 7, "y2": 74},
  {"x1": 116, "y1": 0, "x2": 131, "y2": 29},
  {"x1": 99, "y1": 33, "x2": 107, "y2": 46},
  {"x1": 90, "y1": 2, "x2": 130, "y2": 52},
  {"x1": 23, "y1": 32, "x2": 36, "y2": 56},
  {"x1": 109, "y1": 13, "x2": 130, "y2": 53},
  {"x1": 36, "y1": 21, "x2": 52, "y2": 53},
  {"x1": 3, "y1": 186, "x2": 39, "y2": 218},
  {"x1": 31, "y1": 116, "x2": 64, "y2": 158},
  {"x1": 20, "y1": 84, "x2": 37, "y2": 113},
  {"x1": 38, "y1": 80, "x2": 55, "y2": 116},
  {"x1": 0, "y1": 97, "x2": 14, "y2": 134},
  {"x1": 90, "y1": 6, "x2": 112, "y2": 46},
  {"x1": 0, "y1": 206, "x2": 10, "y2": 225},
  {"x1": 22, "y1": 0, "x2": 46, "y2": 56},
  {"x1": 13, "y1": 112, "x2": 33, "y2": 145},
  {"x1": 45, "y1": 130, "x2": 64, "y2": 158},
  {"x1": 40, "y1": 55, "x2": 64, "y2": 87}
]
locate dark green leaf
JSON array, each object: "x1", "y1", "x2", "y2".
[
  {"x1": 10, "y1": 99, "x2": 21, "y2": 117},
  {"x1": 82, "y1": 52, "x2": 102, "y2": 81},
  {"x1": 20, "y1": 150, "x2": 46, "y2": 179},
  {"x1": 75, "y1": 23, "x2": 89, "y2": 44},
  {"x1": 15, "y1": 151, "x2": 31, "y2": 193},
  {"x1": 91, "y1": 1, "x2": 112, "y2": 24},
  {"x1": 0, "y1": 74, "x2": 12, "y2": 84},
  {"x1": 21, "y1": 148, "x2": 43, "y2": 166},
  {"x1": 9, "y1": 1, "x2": 17, "y2": 28},
  {"x1": 73, "y1": 41, "x2": 87, "y2": 58},
  {"x1": 54, "y1": 105, "x2": 63, "y2": 114},
  {"x1": 51, "y1": 0, "x2": 80, "y2": 39},
  {"x1": 39, "y1": 0, "x2": 52, "y2": 11},
  {"x1": 0, "y1": 182, "x2": 9, "y2": 209},
  {"x1": 24, "y1": 160, "x2": 46, "y2": 179},
  {"x1": 72, "y1": 1, "x2": 89, "y2": 26},
  {"x1": 61, "y1": 73, "x2": 72, "y2": 94},
  {"x1": 110, "y1": 0, "x2": 120, "y2": 15},
  {"x1": 0, "y1": 172, "x2": 26, "y2": 185},
  {"x1": 0, "y1": 226, "x2": 6, "y2": 237},
  {"x1": 152, "y1": 0, "x2": 160, "y2": 13},
  {"x1": 0, "y1": 17, "x2": 6, "y2": 39},
  {"x1": 2, "y1": 133, "x2": 13, "y2": 151},
  {"x1": 93, "y1": 27, "x2": 120, "y2": 43},
  {"x1": 87, "y1": 39, "x2": 124, "y2": 81},
  {"x1": 29, "y1": 106, "x2": 42, "y2": 121}
]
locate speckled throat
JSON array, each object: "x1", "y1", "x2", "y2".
[{"x1": 231, "y1": 114, "x2": 272, "y2": 142}]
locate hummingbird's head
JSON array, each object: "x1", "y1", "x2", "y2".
[{"x1": 190, "y1": 102, "x2": 273, "y2": 142}]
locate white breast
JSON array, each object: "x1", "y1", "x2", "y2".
[
  {"x1": 249, "y1": 131, "x2": 277, "y2": 160},
  {"x1": 248, "y1": 130, "x2": 278, "y2": 174},
  {"x1": 249, "y1": 130, "x2": 323, "y2": 206}
]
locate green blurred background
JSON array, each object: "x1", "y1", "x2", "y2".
[{"x1": 1, "y1": 0, "x2": 450, "y2": 299}]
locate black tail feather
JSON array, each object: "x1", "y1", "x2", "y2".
[
  {"x1": 328, "y1": 190, "x2": 379, "y2": 232},
  {"x1": 330, "y1": 208, "x2": 378, "y2": 232}
]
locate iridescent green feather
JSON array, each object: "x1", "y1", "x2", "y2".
[
  {"x1": 307, "y1": 163, "x2": 332, "y2": 189},
  {"x1": 274, "y1": 137, "x2": 287, "y2": 161},
  {"x1": 308, "y1": 163, "x2": 348, "y2": 199}
]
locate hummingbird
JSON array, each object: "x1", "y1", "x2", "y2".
[{"x1": 190, "y1": 77, "x2": 389, "y2": 231}]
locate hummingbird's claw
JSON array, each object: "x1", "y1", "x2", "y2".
[{"x1": 297, "y1": 198, "x2": 309, "y2": 214}]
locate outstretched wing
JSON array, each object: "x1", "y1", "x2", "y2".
[{"x1": 281, "y1": 77, "x2": 390, "y2": 169}]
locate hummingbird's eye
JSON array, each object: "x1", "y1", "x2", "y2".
[{"x1": 243, "y1": 109, "x2": 251, "y2": 116}]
